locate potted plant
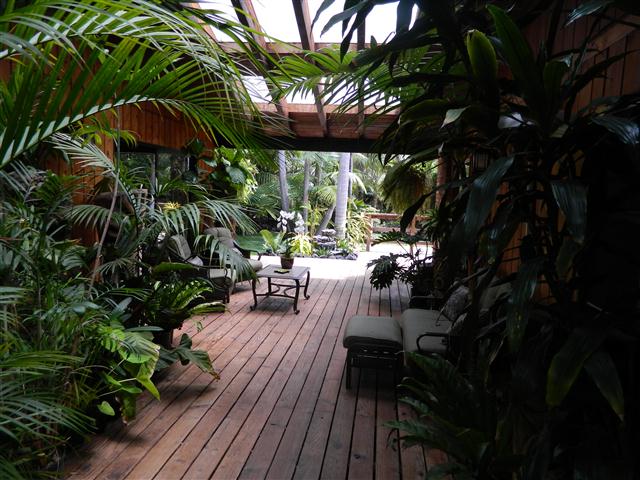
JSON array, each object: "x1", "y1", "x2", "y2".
[
  {"x1": 259, "y1": 229, "x2": 295, "y2": 268},
  {"x1": 138, "y1": 273, "x2": 225, "y2": 348}
]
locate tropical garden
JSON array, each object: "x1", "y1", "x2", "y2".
[{"x1": 1, "y1": 0, "x2": 639, "y2": 478}]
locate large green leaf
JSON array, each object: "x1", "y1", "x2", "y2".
[
  {"x1": 463, "y1": 155, "x2": 514, "y2": 241},
  {"x1": 546, "y1": 328, "x2": 605, "y2": 406},
  {"x1": 488, "y1": 5, "x2": 545, "y2": 121},
  {"x1": 592, "y1": 115, "x2": 640, "y2": 145},
  {"x1": 584, "y1": 349, "x2": 624, "y2": 420},
  {"x1": 506, "y1": 258, "x2": 543, "y2": 352},
  {"x1": 565, "y1": 0, "x2": 613, "y2": 25},
  {"x1": 551, "y1": 181, "x2": 588, "y2": 244}
]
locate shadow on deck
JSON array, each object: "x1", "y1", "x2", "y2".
[{"x1": 65, "y1": 254, "x2": 441, "y2": 480}]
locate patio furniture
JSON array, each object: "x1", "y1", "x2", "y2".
[
  {"x1": 250, "y1": 264, "x2": 310, "y2": 314},
  {"x1": 204, "y1": 227, "x2": 263, "y2": 283},
  {"x1": 342, "y1": 279, "x2": 510, "y2": 388},
  {"x1": 168, "y1": 234, "x2": 235, "y2": 303},
  {"x1": 342, "y1": 315, "x2": 404, "y2": 389}
]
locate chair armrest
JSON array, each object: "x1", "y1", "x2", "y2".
[
  {"x1": 233, "y1": 241, "x2": 262, "y2": 260},
  {"x1": 416, "y1": 331, "x2": 449, "y2": 353}
]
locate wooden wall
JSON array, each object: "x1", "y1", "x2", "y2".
[{"x1": 498, "y1": 1, "x2": 639, "y2": 287}]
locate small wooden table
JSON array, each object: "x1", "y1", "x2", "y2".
[{"x1": 250, "y1": 265, "x2": 311, "y2": 314}]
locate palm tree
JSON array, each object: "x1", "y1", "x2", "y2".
[
  {"x1": 277, "y1": 150, "x2": 290, "y2": 211},
  {"x1": 0, "y1": 0, "x2": 280, "y2": 169},
  {"x1": 333, "y1": 152, "x2": 351, "y2": 239}
]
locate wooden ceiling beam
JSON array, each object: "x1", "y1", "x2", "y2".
[
  {"x1": 230, "y1": 0, "x2": 291, "y2": 132},
  {"x1": 292, "y1": 0, "x2": 328, "y2": 136},
  {"x1": 357, "y1": 22, "x2": 366, "y2": 137}
]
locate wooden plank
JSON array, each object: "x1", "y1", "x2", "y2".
[
  {"x1": 604, "y1": 38, "x2": 625, "y2": 97},
  {"x1": 176, "y1": 281, "x2": 326, "y2": 479},
  {"x1": 292, "y1": 270, "x2": 367, "y2": 480},
  {"x1": 210, "y1": 278, "x2": 341, "y2": 479},
  {"x1": 622, "y1": 30, "x2": 640, "y2": 95},
  {"x1": 317, "y1": 270, "x2": 372, "y2": 479},
  {"x1": 375, "y1": 372, "x2": 401, "y2": 480},
  {"x1": 347, "y1": 367, "x2": 377, "y2": 479},
  {"x1": 238, "y1": 274, "x2": 351, "y2": 479},
  {"x1": 131, "y1": 280, "x2": 329, "y2": 479}
]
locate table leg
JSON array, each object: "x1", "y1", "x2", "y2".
[
  {"x1": 303, "y1": 270, "x2": 310, "y2": 299},
  {"x1": 250, "y1": 278, "x2": 258, "y2": 311},
  {"x1": 268, "y1": 277, "x2": 272, "y2": 294},
  {"x1": 293, "y1": 279, "x2": 301, "y2": 314}
]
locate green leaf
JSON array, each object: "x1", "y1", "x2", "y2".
[
  {"x1": 556, "y1": 237, "x2": 582, "y2": 279},
  {"x1": 442, "y1": 107, "x2": 470, "y2": 127},
  {"x1": 488, "y1": 5, "x2": 545, "y2": 116},
  {"x1": 551, "y1": 181, "x2": 588, "y2": 244},
  {"x1": 584, "y1": 349, "x2": 625, "y2": 420},
  {"x1": 225, "y1": 165, "x2": 246, "y2": 184},
  {"x1": 98, "y1": 400, "x2": 116, "y2": 416},
  {"x1": 506, "y1": 259, "x2": 543, "y2": 351},
  {"x1": 546, "y1": 328, "x2": 605, "y2": 406},
  {"x1": 136, "y1": 358, "x2": 160, "y2": 400},
  {"x1": 400, "y1": 194, "x2": 429, "y2": 232},
  {"x1": 151, "y1": 262, "x2": 197, "y2": 276},
  {"x1": 592, "y1": 115, "x2": 640, "y2": 145},
  {"x1": 565, "y1": 0, "x2": 613, "y2": 25},
  {"x1": 466, "y1": 29, "x2": 498, "y2": 85},
  {"x1": 464, "y1": 155, "x2": 514, "y2": 241}
]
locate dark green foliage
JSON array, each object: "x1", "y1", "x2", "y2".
[{"x1": 304, "y1": 1, "x2": 640, "y2": 477}]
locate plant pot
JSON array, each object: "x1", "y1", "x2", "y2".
[
  {"x1": 152, "y1": 328, "x2": 174, "y2": 349},
  {"x1": 280, "y1": 256, "x2": 294, "y2": 269}
]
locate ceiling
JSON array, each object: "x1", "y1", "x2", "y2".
[{"x1": 196, "y1": 0, "x2": 401, "y2": 152}]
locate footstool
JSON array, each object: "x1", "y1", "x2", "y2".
[{"x1": 342, "y1": 315, "x2": 403, "y2": 389}]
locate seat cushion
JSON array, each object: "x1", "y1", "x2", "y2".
[
  {"x1": 343, "y1": 316, "x2": 402, "y2": 350},
  {"x1": 400, "y1": 308, "x2": 450, "y2": 354}
]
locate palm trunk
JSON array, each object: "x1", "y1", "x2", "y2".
[
  {"x1": 302, "y1": 156, "x2": 310, "y2": 230},
  {"x1": 277, "y1": 150, "x2": 289, "y2": 211},
  {"x1": 318, "y1": 204, "x2": 335, "y2": 232},
  {"x1": 334, "y1": 152, "x2": 350, "y2": 239}
]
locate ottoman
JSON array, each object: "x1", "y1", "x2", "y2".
[{"x1": 342, "y1": 315, "x2": 403, "y2": 389}]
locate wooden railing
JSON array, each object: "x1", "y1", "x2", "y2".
[{"x1": 364, "y1": 213, "x2": 429, "y2": 251}]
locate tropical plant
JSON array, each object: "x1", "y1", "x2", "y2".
[
  {"x1": 296, "y1": 0, "x2": 640, "y2": 477},
  {"x1": 186, "y1": 139, "x2": 259, "y2": 202},
  {"x1": 0, "y1": 0, "x2": 281, "y2": 171}
]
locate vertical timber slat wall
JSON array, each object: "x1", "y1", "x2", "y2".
[{"x1": 496, "y1": 0, "x2": 640, "y2": 280}]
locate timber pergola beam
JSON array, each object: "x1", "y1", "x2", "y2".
[
  {"x1": 230, "y1": 0, "x2": 291, "y2": 127},
  {"x1": 292, "y1": 0, "x2": 328, "y2": 136}
]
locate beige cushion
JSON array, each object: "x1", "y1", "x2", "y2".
[
  {"x1": 169, "y1": 235, "x2": 192, "y2": 260},
  {"x1": 204, "y1": 227, "x2": 235, "y2": 249},
  {"x1": 400, "y1": 308, "x2": 450, "y2": 354},
  {"x1": 343, "y1": 316, "x2": 402, "y2": 350}
]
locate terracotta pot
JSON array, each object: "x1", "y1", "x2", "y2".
[{"x1": 280, "y1": 256, "x2": 294, "y2": 269}]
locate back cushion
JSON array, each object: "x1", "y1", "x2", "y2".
[
  {"x1": 170, "y1": 235, "x2": 192, "y2": 260},
  {"x1": 205, "y1": 227, "x2": 235, "y2": 249},
  {"x1": 440, "y1": 285, "x2": 469, "y2": 322}
]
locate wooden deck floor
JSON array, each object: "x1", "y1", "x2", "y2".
[{"x1": 65, "y1": 255, "x2": 439, "y2": 480}]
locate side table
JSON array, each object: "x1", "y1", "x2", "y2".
[{"x1": 250, "y1": 265, "x2": 311, "y2": 314}]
